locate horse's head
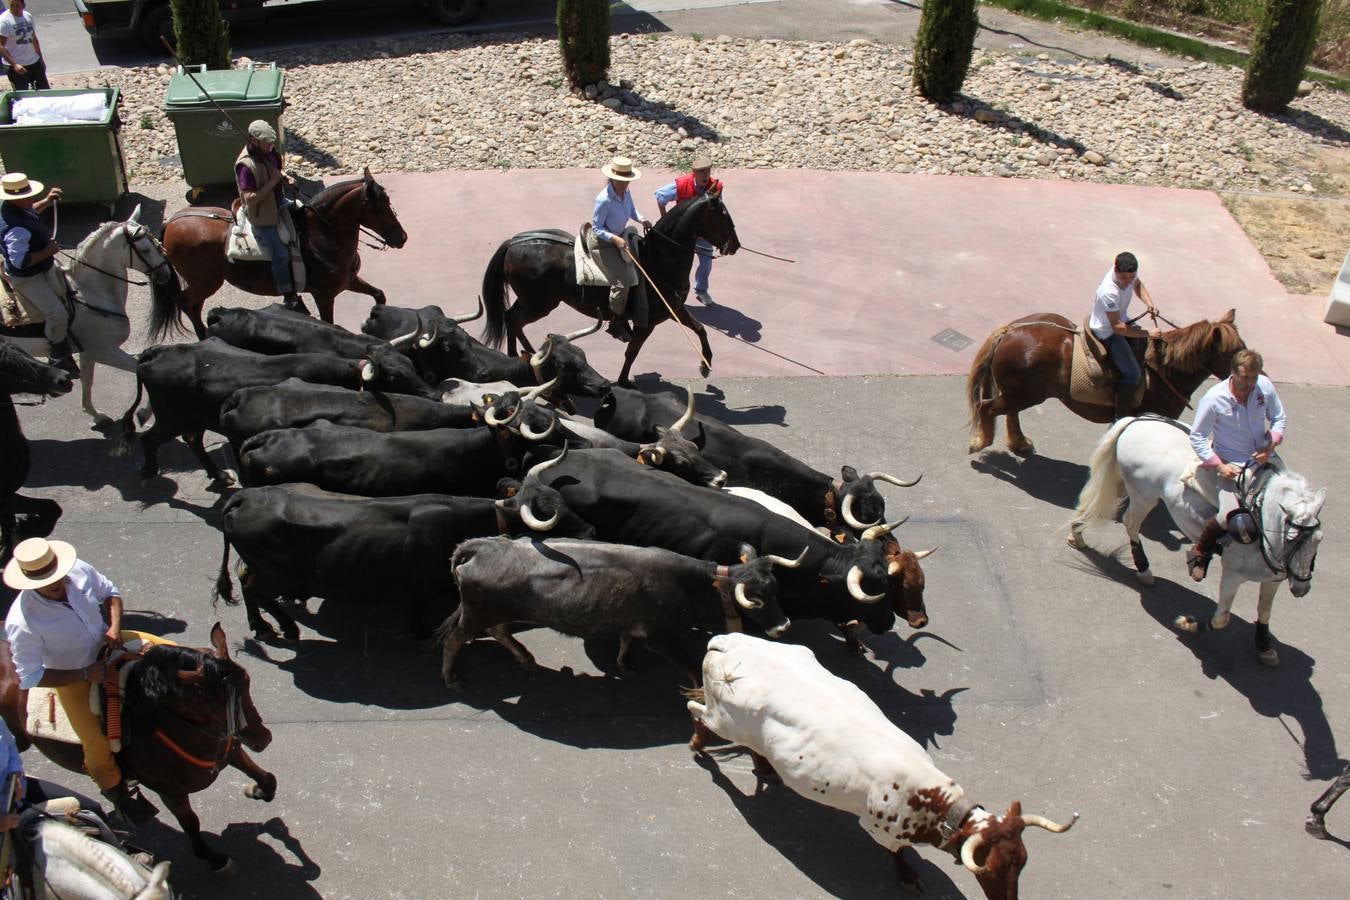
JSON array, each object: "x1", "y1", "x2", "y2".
[
  {"x1": 696, "y1": 186, "x2": 739, "y2": 257},
  {"x1": 120, "y1": 205, "x2": 176, "y2": 286},
  {"x1": 1266, "y1": 474, "x2": 1326, "y2": 596},
  {"x1": 359, "y1": 166, "x2": 408, "y2": 249},
  {"x1": 0, "y1": 340, "x2": 73, "y2": 397}
]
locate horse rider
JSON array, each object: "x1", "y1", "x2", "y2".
[
  {"x1": 236, "y1": 119, "x2": 305, "y2": 314},
  {"x1": 589, "y1": 156, "x2": 651, "y2": 342},
  {"x1": 1087, "y1": 251, "x2": 1161, "y2": 420},
  {"x1": 1185, "y1": 348, "x2": 1287, "y2": 582},
  {"x1": 2, "y1": 537, "x2": 174, "y2": 827},
  {"x1": 0, "y1": 172, "x2": 77, "y2": 377},
  {"x1": 655, "y1": 156, "x2": 723, "y2": 306}
]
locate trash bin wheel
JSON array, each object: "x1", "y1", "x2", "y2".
[{"x1": 427, "y1": 0, "x2": 482, "y2": 26}]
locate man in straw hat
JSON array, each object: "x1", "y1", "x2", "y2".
[
  {"x1": 3, "y1": 537, "x2": 174, "y2": 827},
  {"x1": 655, "y1": 156, "x2": 723, "y2": 306},
  {"x1": 589, "y1": 156, "x2": 651, "y2": 342},
  {"x1": 0, "y1": 172, "x2": 76, "y2": 376},
  {"x1": 236, "y1": 119, "x2": 305, "y2": 314}
]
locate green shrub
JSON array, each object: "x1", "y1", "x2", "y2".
[
  {"x1": 557, "y1": 0, "x2": 611, "y2": 90},
  {"x1": 171, "y1": 0, "x2": 231, "y2": 70},
  {"x1": 912, "y1": 0, "x2": 981, "y2": 101},
  {"x1": 1242, "y1": 0, "x2": 1323, "y2": 111}
]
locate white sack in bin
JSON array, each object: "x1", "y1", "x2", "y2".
[{"x1": 8, "y1": 93, "x2": 109, "y2": 125}]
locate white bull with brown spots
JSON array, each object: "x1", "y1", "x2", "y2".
[{"x1": 686, "y1": 633, "x2": 1077, "y2": 898}]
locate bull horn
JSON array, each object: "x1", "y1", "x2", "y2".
[
  {"x1": 177, "y1": 663, "x2": 206, "y2": 683},
  {"x1": 733, "y1": 582, "x2": 762, "y2": 610},
  {"x1": 519, "y1": 501, "x2": 559, "y2": 532},
  {"x1": 483, "y1": 402, "x2": 519, "y2": 428},
  {"x1": 523, "y1": 377, "x2": 558, "y2": 402},
  {"x1": 960, "y1": 832, "x2": 989, "y2": 875},
  {"x1": 388, "y1": 319, "x2": 421, "y2": 348},
  {"x1": 360, "y1": 361, "x2": 375, "y2": 382},
  {"x1": 846, "y1": 566, "x2": 886, "y2": 602},
  {"x1": 868, "y1": 471, "x2": 923, "y2": 488},
  {"x1": 452, "y1": 296, "x2": 485, "y2": 324},
  {"x1": 417, "y1": 319, "x2": 440, "y2": 349},
  {"x1": 861, "y1": 516, "x2": 909, "y2": 542},
  {"x1": 525, "y1": 444, "x2": 568, "y2": 479},
  {"x1": 529, "y1": 337, "x2": 554, "y2": 368},
  {"x1": 841, "y1": 493, "x2": 881, "y2": 531},
  {"x1": 765, "y1": 548, "x2": 808, "y2": 569},
  {"x1": 1022, "y1": 812, "x2": 1079, "y2": 833},
  {"x1": 563, "y1": 317, "x2": 604, "y2": 342},
  {"x1": 519, "y1": 413, "x2": 557, "y2": 441},
  {"x1": 912, "y1": 547, "x2": 937, "y2": 560},
  {"x1": 671, "y1": 386, "x2": 696, "y2": 434}
]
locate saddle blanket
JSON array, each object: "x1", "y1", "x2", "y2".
[
  {"x1": 574, "y1": 225, "x2": 612, "y2": 288},
  {"x1": 226, "y1": 206, "x2": 307, "y2": 293},
  {"x1": 25, "y1": 641, "x2": 146, "y2": 748},
  {"x1": 1069, "y1": 324, "x2": 1146, "y2": 409}
]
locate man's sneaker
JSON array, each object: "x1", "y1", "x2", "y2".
[{"x1": 695, "y1": 291, "x2": 715, "y2": 306}]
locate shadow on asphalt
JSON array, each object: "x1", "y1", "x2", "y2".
[
  {"x1": 620, "y1": 377, "x2": 790, "y2": 428},
  {"x1": 1078, "y1": 546, "x2": 1348, "y2": 780},
  {"x1": 692, "y1": 752, "x2": 966, "y2": 899},
  {"x1": 970, "y1": 450, "x2": 1088, "y2": 510},
  {"x1": 136, "y1": 815, "x2": 322, "y2": 899}
]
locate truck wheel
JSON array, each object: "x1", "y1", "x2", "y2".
[
  {"x1": 139, "y1": 4, "x2": 174, "y2": 51},
  {"x1": 427, "y1": 0, "x2": 481, "y2": 26}
]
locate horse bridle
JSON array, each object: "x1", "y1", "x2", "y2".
[
  {"x1": 152, "y1": 672, "x2": 246, "y2": 771},
  {"x1": 1242, "y1": 466, "x2": 1321, "y2": 582},
  {"x1": 295, "y1": 181, "x2": 399, "y2": 252}
]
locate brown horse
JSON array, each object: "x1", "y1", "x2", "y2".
[
  {"x1": 480, "y1": 188, "x2": 740, "y2": 387},
  {"x1": 150, "y1": 168, "x2": 408, "y2": 339},
  {"x1": 966, "y1": 309, "x2": 1244, "y2": 456},
  {"x1": 0, "y1": 623, "x2": 275, "y2": 874}
]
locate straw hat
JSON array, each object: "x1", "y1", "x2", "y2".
[
  {"x1": 601, "y1": 156, "x2": 640, "y2": 182},
  {"x1": 3, "y1": 537, "x2": 76, "y2": 591},
  {"x1": 0, "y1": 172, "x2": 44, "y2": 201},
  {"x1": 247, "y1": 120, "x2": 277, "y2": 143}
]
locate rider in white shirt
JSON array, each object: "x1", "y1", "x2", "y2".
[
  {"x1": 1087, "y1": 251, "x2": 1161, "y2": 420},
  {"x1": 1185, "y1": 348, "x2": 1287, "y2": 581}
]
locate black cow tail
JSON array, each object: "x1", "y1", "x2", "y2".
[
  {"x1": 480, "y1": 239, "x2": 511, "y2": 350},
  {"x1": 111, "y1": 370, "x2": 144, "y2": 457},
  {"x1": 213, "y1": 534, "x2": 237, "y2": 607},
  {"x1": 435, "y1": 606, "x2": 462, "y2": 643}
]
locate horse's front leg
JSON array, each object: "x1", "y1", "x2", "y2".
[
  {"x1": 79, "y1": 347, "x2": 137, "y2": 421},
  {"x1": 1209, "y1": 564, "x2": 1244, "y2": 631},
  {"x1": 673, "y1": 304, "x2": 713, "y2": 378},
  {"x1": 157, "y1": 790, "x2": 236, "y2": 875},
  {"x1": 1253, "y1": 579, "x2": 1281, "y2": 667},
  {"x1": 346, "y1": 273, "x2": 385, "y2": 307},
  {"x1": 228, "y1": 745, "x2": 277, "y2": 802},
  {"x1": 79, "y1": 355, "x2": 97, "y2": 418}
]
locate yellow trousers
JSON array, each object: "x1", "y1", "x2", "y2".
[{"x1": 53, "y1": 630, "x2": 176, "y2": 790}]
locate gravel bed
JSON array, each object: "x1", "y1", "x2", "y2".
[{"x1": 53, "y1": 32, "x2": 1350, "y2": 194}]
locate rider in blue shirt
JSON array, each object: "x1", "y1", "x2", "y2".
[{"x1": 588, "y1": 157, "x2": 650, "y2": 342}]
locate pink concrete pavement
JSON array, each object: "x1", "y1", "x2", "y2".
[{"x1": 333, "y1": 169, "x2": 1350, "y2": 387}]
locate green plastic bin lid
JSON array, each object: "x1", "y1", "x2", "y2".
[{"x1": 164, "y1": 64, "x2": 284, "y2": 106}]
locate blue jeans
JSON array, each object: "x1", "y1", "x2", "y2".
[
  {"x1": 694, "y1": 239, "x2": 714, "y2": 294},
  {"x1": 1105, "y1": 334, "x2": 1141, "y2": 385},
  {"x1": 253, "y1": 200, "x2": 295, "y2": 293}
]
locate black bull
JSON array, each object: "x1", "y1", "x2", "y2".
[
  {"x1": 215, "y1": 482, "x2": 597, "y2": 642},
  {"x1": 527, "y1": 448, "x2": 928, "y2": 633}
]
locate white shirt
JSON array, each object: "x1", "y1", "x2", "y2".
[
  {"x1": 1088, "y1": 267, "x2": 1137, "y2": 340},
  {"x1": 1189, "y1": 374, "x2": 1287, "y2": 466},
  {"x1": 4, "y1": 559, "x2": 119, "y2": 690},
  {"x1": 0, "y1": 10, "x2": 40, "y2": 68}
]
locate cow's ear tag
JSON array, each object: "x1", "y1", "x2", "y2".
[
  {"x1": 738, "y1": 552, "x2": 749, "y2": 564},
  {"x1": 834, "y1": 533, "x2": 847, "y2": 544}
]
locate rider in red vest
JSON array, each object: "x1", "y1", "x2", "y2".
[{"x1": 655, "y1": 157, "x2": 723, "y2": 305}]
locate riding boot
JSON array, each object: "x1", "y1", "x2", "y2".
[
  {"x1": 282, "y1": 292, "x2": 310, "y2": 316},
  {"x1": 605, "y1": 318, "x2": 633, "y2": 343},
  {"x1": 1185, "y1": 517, "x2": 1227, "y2": 582},
  {"x1": 1112, "y1": 386, "x2": 1133, "y2": 421},
  {"x1": 47, "y1": 339, "x2": 80, "y2": 378},
  {"x1": 100, "y1": 781, "x2": 158, "y2": 827}
]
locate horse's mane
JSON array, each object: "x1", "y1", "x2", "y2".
[
  {"x1": 73, "y1": 219, "x2": 124, "y2": 257},
  {"x1": 310, "y1": 176, "x2": 383, "y2": 208},
  {"x1": 121, "y1": 645, "x2": 234, "y2": 737},
  {"x1": 653, "y1": 192, "x2": 711, "y2": 236},
  {"x1": 1269, "y1": 470, "x2": 1314, "y2": 505},
  {"x1": 1161, "y1": 317, "x2": 1243, "y2": 372}
]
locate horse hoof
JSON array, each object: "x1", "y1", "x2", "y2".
[
  {"x1": 1009, "y1": 442, "x2": 1035, "y2": 457},
  {"x1": 1066, "y1": 530, "x2": 1086, "y2": 550},
  {"x1": 1174, "y1": 615, "x2": 1200, "y2": 633},
  {"x1": 1211, "y1": 612, "x2": 1231, "y2": 630},
  {"x1": 243, "y1": 784, "x2": 274, "y2": 802},
  {"x1": 211, "y1": 857, "x2": 238, "y2": 878},
  {"x1": 1259, "y1": 647, "x2": 1280, "y2": 668},
  {"x1": 699, "y1": 363, "x2": 710, "y2": 378},
  {"x1": 1135, "y1": 569, "x2": 1155, "y2": 586},
  {"x1": 968, "y1": 437, "x2": 990, "y2": 454},
  {"x1": 1306, "y1": 816, "x2": 1329, "y2": 838}
]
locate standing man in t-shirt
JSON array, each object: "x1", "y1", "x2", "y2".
[
  {"x1": 0, "y1": 0, "x2": 48, "y2": 92},
  {"x1": 1087, "y1": 251, "x2": 1162, "y2": 420}
]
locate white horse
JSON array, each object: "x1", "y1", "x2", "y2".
[
  {"x1": 2, "y1": 206, "x2": 175, "y2": 420},
  {"x1": 1068, "y1": 416, "x2": 1325, "y2": 667},
  {"x1": 12, "y1": 806, "x2": 173, "y2": 899}
]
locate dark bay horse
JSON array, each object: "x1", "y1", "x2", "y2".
[
  {"x1": 966, "y1": 309, "x2": 1244, "y2": 456},
  {"x1": 0, "y1": 623, "x2": 275, "y2": 874},
  {"x1": 151, "y1": 168, "x2": 408, "y2": 339},
  {"x1": 481, "y1": 188, "x2": 740, "y2": 386},
  {"x1": 1, "y1": 340, "x2": 73, "y2": 563}
]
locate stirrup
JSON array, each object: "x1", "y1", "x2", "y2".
[{"x1": 1186, "y1": 547, "x2": 1212, "y2": 582}]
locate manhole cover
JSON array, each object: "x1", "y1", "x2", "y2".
[{"x1": 931, "y1": 328, "x2": 973, "y2": 352}]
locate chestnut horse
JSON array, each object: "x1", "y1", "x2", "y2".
[
  {"x1": 966, "y1": 309, "x2": 1244, "y2": 456},
  {"x1": 150, "y1": 168, "x2": 408, "y2": 339},
  {"x1": 0, "y1": 623, "x2": 275, "y2": 874},
  {"x1": 480, "y1": 188, "x2": 739, "y2": 387}
]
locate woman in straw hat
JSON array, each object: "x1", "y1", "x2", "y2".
[
  {"x1": 3, "y1": 537, "x2": 173, "y2": 827},
  {"x1": 0, "y1": 171, "x2": 76, "y2": 376},
  {"x1": 588, "y1": 156, "x2": 652, "y2": 342}
]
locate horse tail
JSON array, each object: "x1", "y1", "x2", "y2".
[
  {"x1": 480, "y1": 238, "x2": 512, "y2": 350},
  {"x1": 965, "y1": 325, "x2": 1008, "y2": 428},
  {"x1": 112, "y1": 367, "x2": 144, "y2": 457},
  {"x1": 1072, "y1": 419, "x2": 1134, "y2": 526},
  {"x1": 147, "y1": 241, "x2": 189, "y2": 343}
]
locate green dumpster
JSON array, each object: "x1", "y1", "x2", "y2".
[
  {"x1": 164, "y1": 62, "x2": 285, "y2": 197},
  {"x1": 0, "y1": 87, "x2": 127, "y2": 209}
]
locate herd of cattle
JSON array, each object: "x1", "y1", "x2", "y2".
[{"x1": 99, "y1": 299, "x2": 1077, "y2": 896}]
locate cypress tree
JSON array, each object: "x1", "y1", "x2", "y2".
[
  {"x1": 911, "y1": 0, "x2": 981, "y2": 102},
  {"x1": 557, "y1": 0, "x2": 611, "y2": 90},
  {"x1": 171, "y1": 0, "x2": 231, "y2": 71},
  {"x1": 1242, "y1": 0, "x2": 1323, "y2": 112}
]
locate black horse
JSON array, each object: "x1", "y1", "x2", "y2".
[
  {"x1": 480, "y1": 188, "x2": 740, "y2": 386},
  {"x1": 0, "y1": 339, "x2": 73, "y2": 565}
]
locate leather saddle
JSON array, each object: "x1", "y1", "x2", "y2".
[
  {"x1": 575, "y1": 223, "x2": 647, "y2": 327},
  {"x1": 225, "y1": 201, "x2": 307, "y2": 292}
]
